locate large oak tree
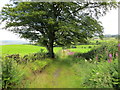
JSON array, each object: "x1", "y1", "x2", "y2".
[{"x1": 0, "y1": 1, "x2": 119, "y2": 58}]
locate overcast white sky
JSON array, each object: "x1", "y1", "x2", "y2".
[{"x1": 0, "y1": 0, "x2": 119, "y2": 41}]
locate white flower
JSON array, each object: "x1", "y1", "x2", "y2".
[
  {"x1": 96, "y1": 72, "x2": 99, "y2": 75},
  {"x1": 90, "y1": 59, "x2": 92, "y2": 61},
  {"x1": 85, "y1": 59, "x2": 87, "y2": 62}
]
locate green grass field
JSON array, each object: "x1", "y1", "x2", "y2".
[
  {"x1": 90, "y1": 38, "x2": 117, "y2": 44},
  {"x1": 69, "y1": 45, "x2": 98, "y2": 53},
  {"x1": 1, "y1": 44, "x2": 98, "y2": 56},
  {"x1": 1, "y1": 45, "x2": 46, "y2": 56}
]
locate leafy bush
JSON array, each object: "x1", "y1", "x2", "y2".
[
  {"x1": 82, "y1": 60, "x2": 119, "y2": 88},
  {"x1": 2, "y1": 57, "x2": 24, "y2": 89},
  {"x1": 5, "y1": 54, "x2": 21, "y2": 63},
  {"x1": 74, "y1": 42, "x2": 118, "y2": 61},
  {"x1": 4, "y1": 48, "x2": 50, "y2": 64},
  {"x1": 2, "y1": 57, "x2": 51, "y2": 88},
  {"x1": 20, "y1": 50, "x2": 46, "y2": 64}
]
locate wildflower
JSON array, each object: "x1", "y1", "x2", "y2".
[
  {"x1": 68, "y1": 52, "x2": 75, "y2": 55},
  {"x1": 116, "y1": 52, "x2": 118, "y2": 57},
  {"x1": 109, "y1": 53, "x2": 112, "y2": 58},
  {"x1": 118, "y1": 43, "x2": 120, "y2": 51},
  {"x1": 89, "y1": 58, "x2": 92, "y2": 61},
  {"x1": 118, "y1": 43, "x2": 120, "y2": 47},
  {"x1": 108, "y1": 59, "x2": 112, "y2": 63},
  {"x1": 107, "y1": 53, "x2": 112, "y2": 63},
  {"x1": 85, "y1": 59, "x2": 87, "y2": 62}
]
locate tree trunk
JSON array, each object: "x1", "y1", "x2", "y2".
[
  {"x1": 46, "y1": 38, "x2": 55, "y2": 58},
  {"x1": 49, "y1": 40, "x2": 54, "y2": 58}
]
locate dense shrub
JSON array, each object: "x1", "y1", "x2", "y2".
[
  {"x1": 5, "y1": 54, "x2": 21, "y2": 63},
  {"x1": 5, "y1": 49, "x2": 50, "y2": 64},
  {"x1": 2, "y1": 54, "x2": 52, "y2": 88},
  {"x1": 74, "y1": 42, "x2": 118, "y2": 61},
  {"x1": 22, "y1": 52, "x2": 50, "y2": 63},
  {"x1": 82, "y1": 60, "x2": 119, "y2": 88},
  {"x1": 2, "y1": 57, "x2": 24, "y2": 89}
]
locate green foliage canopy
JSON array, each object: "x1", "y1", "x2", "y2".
[{"x1": 1, "y1": 1, "x2": 118, "y2": 58}]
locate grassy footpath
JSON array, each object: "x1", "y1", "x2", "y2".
[
  {"x1": 21, "y1": 58, "x2": 118, "y2": 88},
  {"x1": 23, "y1": 59, "x2": 83, "y2": 88}
]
